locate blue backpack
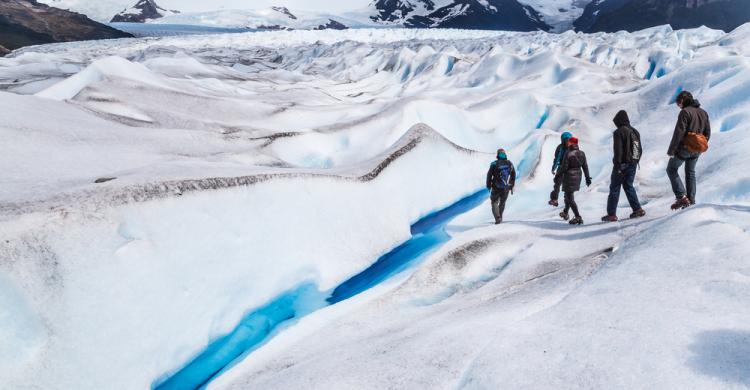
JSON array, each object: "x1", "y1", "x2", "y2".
[{"x1": 492, "y1": 161, "x2": 513, "y2": 190}]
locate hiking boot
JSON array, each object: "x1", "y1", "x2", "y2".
[
  {"x1": 569, "y1": 216, "x2": 584, "y2": 225},
  {"x1": 548, "y1": 199, "x2": 559, "y2": 207},
  {"x1": 630, "y1": 209, "x2": 646, "y2": 219},
  {"x1": 601, "y1": 215, "x2": 619, "y2": 222},
  {"x1": 559, "y1": 211, "x2": 569, "y2": 221},
  {"x1": 670, "y1": 196, "x2": 691, "y2": 210},
  {"x1": 495, "y1": 218, "x2": 502, "y2": 225}
]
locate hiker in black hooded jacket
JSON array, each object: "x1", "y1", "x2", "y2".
[
  {"x1": 555, "y1": 137, "x2": 591, "y2": 225},
  {"x1": 667, "y1": 91, "x2": 711, "y2": 210},
  {"x1": 602, "y1": 110, "x2": 645, "y2": 222}
]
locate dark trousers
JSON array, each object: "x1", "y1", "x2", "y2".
[
  {"x1": 667, "y1": 153, "x2": 699, "y2": 203},
  {"x1": 491, "y1": 189, "x2": 510, "y2": 222},
  {"x1": 606, "y1": 163, "x2": 642, "y2": 216},
  {"x1": 550, "y1": 175, "x2": 563, "y2": 201},
  {"x1": 563, "y1": 191, "x2": 580, "y2": 218}
]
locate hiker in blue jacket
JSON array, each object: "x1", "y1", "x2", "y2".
[
  {"x1": 549, "y1": 131, "x2": 573, "y2": 207},
  {"x1": 486, "y1": 148, "x2": 516, "y2": 224}
]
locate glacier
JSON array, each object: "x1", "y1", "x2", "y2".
[{"x1": 1, "y1": 25, "x2": 750, "y2": 390}]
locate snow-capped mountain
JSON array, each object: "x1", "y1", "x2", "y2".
[
  {"x1": 154, "y1": 7, "x2": 359, "y2": 30},
  {"x1": 575, "y1": 0, "x2": 750, "y2": 32},
  {"x1": 39, "y1": 0, "x2": 132, "y2": 23},
  {"x1": 370, "y1": 0, "x2": 549, "y2": 31},
  {"x1": 0, "y1": 0, "x2": 132, "y2": 52},
  {"x1": 110, "y1": 0, "x2": 178, "y2": 23},
  {"x1": 517, "y1": 0, "x2": 589, "y2": 32}
]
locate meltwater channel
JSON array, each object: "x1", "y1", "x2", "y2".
[{"x1": 153, "y1": 189, "x2": 489, "y2": 390}]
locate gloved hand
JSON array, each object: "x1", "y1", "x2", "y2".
[
  {"x1": 510, "y1": 187, "x2": 515, "y2": 195},
  {"x1": 586, "y1": 177, "x2": 592, "y2": 187},
  {"x1": 551, "y1": 169, "x2": 556, "y2": 175}
]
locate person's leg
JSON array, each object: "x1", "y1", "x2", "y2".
[
  {"x1": 568, "y1": 191, "x2": 581, "y2": 218},
  {"x1": 684, "y1": 157, "x2": 699, "y2": 203},
  {"x1": 497, "y1": 189, "x2": 510, "y2": 221},
  {"x1": 666, "y1": 156, "x2": 687, "y2": 199},
  {"x1": 490, "y1": 190, "x2": 501, "y2": 223},
  {"x1": 622, "y1": 163, "x2": 642, "y2": 211},
  {"x1": 550, "y1": 176, "x2": 562, "y2": 201},
  {"x1": 606, "y1": 166, "x2": 623, "y2": 216},
  {"x1": 563, "y1": 190, "x2": 571, "y2": 215}
]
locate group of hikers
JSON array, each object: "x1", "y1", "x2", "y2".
[{"x1": 486, "y1": 91, "x2": 711, "y2": 225}]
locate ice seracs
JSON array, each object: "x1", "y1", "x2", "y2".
[{"x1": 1, "y1": 23, "x2": 750, "y2": 390}]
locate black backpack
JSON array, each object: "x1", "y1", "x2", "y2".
[
  {"x1": 492, "y1": 161, "x2": 513, "y2": 190},
  {"x1": 629, "y1": 127, "x2": 643, "y2": 162}
]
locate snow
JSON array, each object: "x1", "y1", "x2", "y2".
[
  {"x1": 214, "y1": 205, "x2": 750, "y2": 389},
  {"x1": 1, "y1": 24, "x2": 750, "y2": 390},
  {"x1": 518, "y1": 0, "x2": 588, "y2": 32},
  {"x1": 37, "y1": 0, "x2": 373, "y2": 22},
  {"x1": 153, "y1": 7, "x2": 373, "y2": 30}
]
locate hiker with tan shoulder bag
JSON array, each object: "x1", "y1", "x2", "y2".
[{"x1": 666, "y1": 91, "x2": 711, "y2": 210}]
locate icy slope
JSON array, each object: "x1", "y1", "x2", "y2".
[
  {"x1": 215, "y1": 204, "x2": 750, "y2": 389},
  {"x1": 0, "y1": 25, "x2": 749, "y2": 390}
]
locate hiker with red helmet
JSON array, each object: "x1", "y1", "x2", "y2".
[
  {"x1": 548, "y1": 131, "x2": 573, "y2": 207},
  {"x1": 555, "y1": 137, "x2": 591, "y2": 225},
  {"x1": 667, "y1": 91, "x2": 711, "y2": 210}
]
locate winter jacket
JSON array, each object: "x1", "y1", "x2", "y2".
[
  {"x1": 555, "y1": 145, "x2": 591, "y2": 192},
  {"x1": 486, "y1": 158, "x2": 516, "y2": 191},
  {"x1": 551, "y1": 143, "x2": 567, "y2": 173},
  {"x1": 612, "y1": 110, "x2": 642, "y2": 165},
  {"x1": 668, "y1": 102, "x2": 711, "y2": 156}
]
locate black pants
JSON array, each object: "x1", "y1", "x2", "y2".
[
  {"x1": 550, "y1": 175, "x2": 563, "y2": 201},
  {"x1": 563, "y1": 190, "x2": 580, "y2": 218},
  {"x1": 491, "y1": 189, "x2": 510, "y2": 222}
]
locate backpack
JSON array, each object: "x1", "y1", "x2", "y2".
[
  {"x1": 493, "y1": 161, "x2": 513, "y2": 190},
  {"x1": 629, "y1": 128, "x2": 642, "y2": 162}
]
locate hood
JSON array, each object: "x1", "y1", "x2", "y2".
[{"x1": 613, "y1": 110, "x2": 630, "y2": 127}]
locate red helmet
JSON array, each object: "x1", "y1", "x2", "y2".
[{"x1": 568, "y1": 137, "x2": 579, "y2": 145}]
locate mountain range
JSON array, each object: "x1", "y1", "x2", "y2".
[
  {"x1": 575, "y1": 0, "x2": 750, "y2": 33},
  {"x1": 3, "y1": 0, "x2": 750, "y2": 56},
  {"x1": 369, "y1": 0, "x2": 549, "y2": 31},
  {"x1": 0, "y1": 0, "x2": 131, "y2": 53}
]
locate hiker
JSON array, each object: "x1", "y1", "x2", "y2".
[
  {"x1": 666, "y1": 91, "x2": 711, "y2": 210},
  {"x1": 602, "y1": 110, "x2": 646, "y2": 222},
  {"x1": 549, "y1": 131, "x2": 573, "y2": 207},
  {"x1": 555, "y1": 137, "x2": 591, "y2": 225},
  {"x1": 486, "y1": 148, "x2": 516, "y2": 224}
]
